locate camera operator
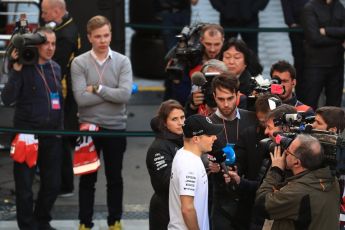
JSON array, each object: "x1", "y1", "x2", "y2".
[
  {"x1": 270, "y1": 60, "x2": 314, "y2": 117},
  {"x1": 264, "y1": 104, "x2": 298, "y2": 141},
  {"x1": 1, "y1": 27, "x2": 63, "y2": 230},
  {"x1": 164, "y1": 23, "x2": 224, "y2": 106},
  {"x1": 223, "y1": 94, "x2": 282, "y2": 230},
  {"x1": 311, "y1": 106, "x2": 345, "y2": 228},
  {"x1": 207, "y1": 75, "x2": 256, "y2": 230},
  {"x1": 186, "y1": 59, "x2": 231, "y2": 117},
  {"x1": 41, "y1": 0, "x2": 80, "y2": 198},
  {"x1": 255, "y1": 134, "x2": 340, "y2": 230}
]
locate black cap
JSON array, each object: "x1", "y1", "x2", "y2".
[{"x1": 183, "y1": 114, "x2": 223, "y2": 138}]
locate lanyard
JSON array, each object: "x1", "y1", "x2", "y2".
[
  {"x1": 91, "y1": 55, "x2": 110, "y2": 85},
  {"x1": 222, "y1": 118, "x2": 239, "y2": 143},
  {"x1": 35, "y1": 62, "x2": 59, "y2": 94}
]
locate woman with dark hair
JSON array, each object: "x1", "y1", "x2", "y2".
[
  {"x1": 146, "y1": 99, "x2": 185, "y2": 230},
  {"x1": 221, "y1": 37, "x2": 263, "y2": 97}
]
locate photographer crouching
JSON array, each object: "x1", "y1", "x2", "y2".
[
  {"x1": 1, "y1": 27, "x2": 63, "y2": 230},
  {"x1": 255, "y1": 134, "x2": 339, "y2": 230}
]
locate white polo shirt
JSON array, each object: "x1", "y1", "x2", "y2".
[{"x1": 168, "y1": 148, "x2": 209, "y2": 230}]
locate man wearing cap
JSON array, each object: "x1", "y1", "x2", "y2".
[{"x1": 168, "y1": 114, "x2": 223, "y2": 230}]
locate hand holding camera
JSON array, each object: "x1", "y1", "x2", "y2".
[
  {"x1": 191, "y1": 89, "x2": 204, "y2": 109},
  {"x1": 10, "y1": 49, "x2": 23, "y2": 71},
  {"x1": 270, "y1": 145, "x2": 286, "y2": 170}
]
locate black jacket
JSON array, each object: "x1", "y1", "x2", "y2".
[
  {"x1": 1, "y1": 61, "x2": 63, "y2": 130},
  {"x1": 52, "y1": 13, "x2": 79, "y2": 80},
  {"x1": 209, "y1": 0, "x2": 269, "y2": 22},
  {"x1": 146, "y1": 116, "x2": 183, "y2": 229},
  {"x1": 281, "y1": 0, "x2": 309, "y2": 26},
  {"x1": 208, "y1": 109, "x2": 257, "y2": 198},
  {"x1": 302, "y1": 0, "x2": 345, "y2": 67}
]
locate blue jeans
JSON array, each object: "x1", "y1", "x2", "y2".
[
  {"x1": 78, "y1": 129, "x2": 126, "y2": 227},
  {"x1": 14, "y1": 135, "x2": 62, "y2": 230}
]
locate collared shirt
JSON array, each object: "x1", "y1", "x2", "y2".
[
  {"x1": 214, "y1": 108, "x2": 241, "y2": 121},
  {"x1": 90, "y1": 48, "x2": 113, "y2": 65}
]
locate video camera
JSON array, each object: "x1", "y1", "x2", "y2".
[
  {"x1": 249, "y1": 75, "x2": 285, "y2": 96},
  {"x1": 191, "y1": 71, "x2": 219, "y2": 108},
  {"x1": 260, "y1": 113, "x2": 345, "y2": 174},
  {"x1": 165, "y1": 23, "x2": 205, "y2": 81},
  {"x1": 6, "y1": 14, "x2": 46, "y2": 66}
]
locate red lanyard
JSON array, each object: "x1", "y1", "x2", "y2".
[
  {"x1": 91, "y1": 55, "x2": 110, "y2": 85},
  {"x1": 35, "y1": 62, "x2": 59, "y2": 94}
]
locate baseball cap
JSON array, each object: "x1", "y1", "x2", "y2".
[{"x1": 183, "y1": 114, "x2": 223, "y2": 138}]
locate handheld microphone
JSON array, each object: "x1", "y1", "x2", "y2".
[{"x1": 191, "y1": 71, "x2": 206, "y2": 86}]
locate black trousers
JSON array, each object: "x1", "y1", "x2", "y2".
[
  {"x1": 288, "y1": 31, "x2": 305, "y2": 99},
  {"x1": 302, "y1": 66, "x2": 344, "y2": 109},
  {"x1": 78, "y1": 130, "x2": 126, "y2": 228},
  {"x1": 14, "y1": 136, "x2": 62, "y2": 230},
  {"x1": 149, "y1": 193, "x2": 169, "y2": 230},
  {"x1": 220, "y1": 17, "x2": 259, "y2": 54}
]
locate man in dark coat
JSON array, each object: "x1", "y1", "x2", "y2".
[
  {"x1": 209, "y1": 0, "x2": 269, "y2": 54},
  {"x1": 41, "y1": 0, "x2": 80, "y2": 197},
  {"x1": 301, "y1": 0, "x2": 345, "y2": 109}
]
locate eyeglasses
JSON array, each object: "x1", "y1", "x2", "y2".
[{"x1": 284, "y1": 149, "x2": 298, "y2": 159}]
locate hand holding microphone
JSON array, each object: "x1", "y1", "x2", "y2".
[{"x1": 191, "y1": 71, "x2": 206, "y2": 108}]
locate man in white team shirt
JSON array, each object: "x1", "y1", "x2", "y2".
[{"x1": 168, "y1": 114, "x2": 223, "y2": 230}]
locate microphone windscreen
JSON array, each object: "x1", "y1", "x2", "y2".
[
  {"x1": 191, "y1": 71, "x2": 206, "y2": 86},
  {"x1": 11, "y1": 34, "x2": 25, "y2": 48}
]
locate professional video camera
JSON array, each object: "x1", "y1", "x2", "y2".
[
  {"x1": 165, "y1": 23, "x2": 205, "y2": 81},
  {"x1": 5, "y1": 14, "x2": 46, "y2": 67},
  {"x1": 190, "y1": 71, "x2": 219, "y2": 108},
  {"x1": 249, "y1": 75, "x2": 285, "y2": 96},
  {"x1": 260, "y1": 113, "x2": 345, "y2": 174}
]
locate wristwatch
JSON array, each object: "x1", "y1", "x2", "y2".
[{"x1": 92, "y1": 84, "x2": 99, "y2": 93}]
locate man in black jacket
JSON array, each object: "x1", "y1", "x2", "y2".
[
  {"x1": 207, "y1": 75, "x2": 257, "y2": 230},
  {"x1": 2, "y1": 28, "x2": 63, "y2": 230},
  {"x1": 281, "y1": 0, "x2": 308, "y2": 98},
  {"x1": 41, "y1": 0, "x2": 80, "y2": 197},
  {"x1": 301, "y1": 0, "x2": 345, "y2": 109},
  {"x1": 209, "y1": 0, "x2": 269, "y2": 54}
]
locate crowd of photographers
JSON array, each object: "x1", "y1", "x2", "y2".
[{"x1": 147, "y1": 12, "x2": 345, "y2": 229}]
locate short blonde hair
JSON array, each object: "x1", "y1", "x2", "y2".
[{"x1": 86, "y1": 15, "x2": 111, "y2": 34}]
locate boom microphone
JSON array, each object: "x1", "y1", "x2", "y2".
[{"x1": 191, "y1": 71, "x2": 206, "y2": 86}]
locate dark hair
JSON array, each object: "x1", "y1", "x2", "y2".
[
  {"x1": 266, "y1": 104, "x2": 297, "y2": 121},
  {"x1": 270, "y1": 60, "x2": 296, "y2": 80},
  {"x1": 255, "y1": 94, "x2": 282, "y2": 114},
  {"x1": 211, "y1": 74, "x2": 239, "y2": 94},
  {"x1": 294, "y1": 134, "x2": 324, "y2": 170},
  {"x1": 200, "y1": 24, "x2": 224, "y2": 38},
  {"x1": 315, "y1": 106, "x2": 345, "y2": 133},
  {"x1": 157, "y1": 100, "x2": 184, "y2": 131},
  {"x1": 221, "y1": 37, "x2": 263, "y2": 76}
]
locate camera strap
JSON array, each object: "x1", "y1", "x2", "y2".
[
  {"x1": 222, "y1": 118, "x2": 239, "y2": 143},
  {"x1": 35, "y1": 62, "x2": 60, "y2": 110},
  {"x1": 91, "y1": 56, "x2": 111, "y2": 85}
]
